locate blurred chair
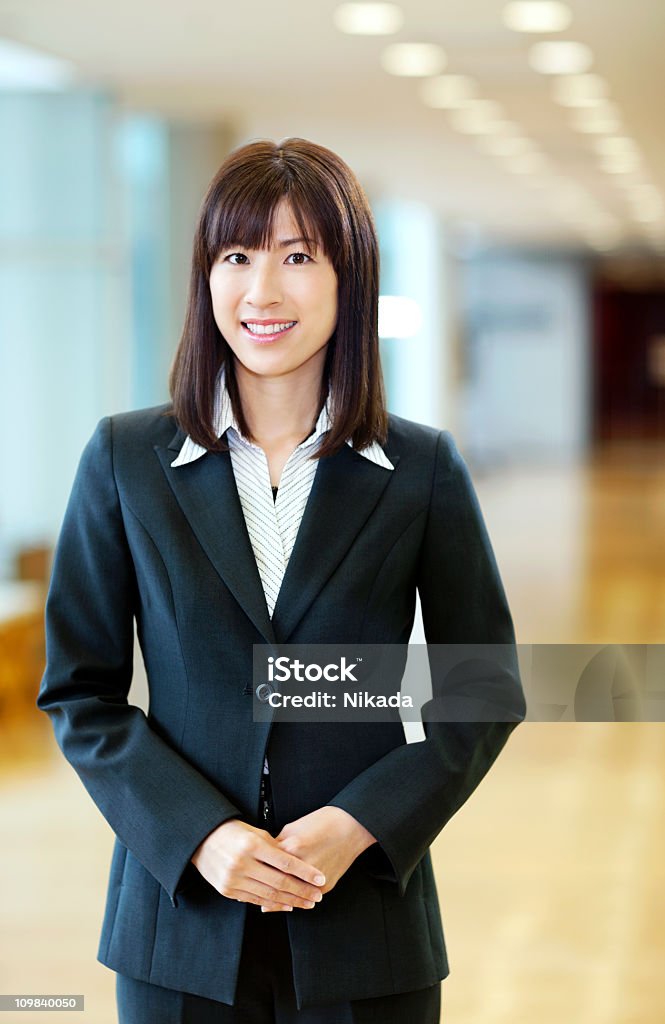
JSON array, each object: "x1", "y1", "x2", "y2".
[{"x1": 0, "y1": 544, "x2": 50, "y2": 725}]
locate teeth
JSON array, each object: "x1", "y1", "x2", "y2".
[{"x1": 245, "y1": 321, "x2": 296, "y2": 335}]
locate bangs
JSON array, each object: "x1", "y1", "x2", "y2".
[{"x1": 204, "y1": 180, "x2": 340, "y2": 271}]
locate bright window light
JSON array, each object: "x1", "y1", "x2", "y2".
[
  {"x1": 529, "y1": 41, "x2": 593, "y2": 74},
  {"x1": 503, "y1": 1, "x2": 572, "y2": 33},
  {"x1": 378, "y1": 295, "x2": 423, "y2": 339},
  {"x1": 0, "y1": 38, "x2": 76, "y2": 90},
  {"x1": 381, "y1": 43, "x2": 447, "y2": 77},
  {"x1": 419, "y1": 74, "x2": 478, "y2": 108},
  {"x1": 333, "y1": 3, "x2": 404, "y2": 35}
]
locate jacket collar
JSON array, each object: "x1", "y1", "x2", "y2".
[{"x1": 170, "y1": 364, "x2": 394, "y2": 472}]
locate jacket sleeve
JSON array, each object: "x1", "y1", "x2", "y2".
[
  {"x1": 36, "y1": 416, "x2": 243, "y2": 908},
  {"x1": 326, "y1": 429, "x2": 526, "y2": 897}
]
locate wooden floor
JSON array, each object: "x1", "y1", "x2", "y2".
[{"x1": 1, "y1": 441, "x2": 664, "y2": 1023}]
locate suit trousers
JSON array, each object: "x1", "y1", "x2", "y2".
[{"x1": 116, "y1": 904, "x2": 441, "y2": 1023}]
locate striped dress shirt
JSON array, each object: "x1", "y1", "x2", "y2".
[{"x1": 171, "y1": 365, "x2": 394, "y2": 774}]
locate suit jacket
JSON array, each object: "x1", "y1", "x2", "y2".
[{"x1": 36, "y1": 404, "x2": 526, "y2": 1010}]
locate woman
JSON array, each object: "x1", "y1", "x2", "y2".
[{"x1": 37, "y1": 137, "x2": 526, "y2": 1023}]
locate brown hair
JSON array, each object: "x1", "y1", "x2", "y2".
[{"x1": 167, "y1": 137, "x2": 388, "y2": 459}]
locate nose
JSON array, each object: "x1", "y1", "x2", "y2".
[{"x1": 244, "y1": 258, "x2": 283, "y2": 309}]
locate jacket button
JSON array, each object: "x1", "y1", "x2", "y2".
[{"x1": 256, "y1": 683, "x2": 274, "y2": 702}]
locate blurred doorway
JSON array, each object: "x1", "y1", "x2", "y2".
[{"x1": 593, "y1": 275, "x2": 665, "y2": 442}]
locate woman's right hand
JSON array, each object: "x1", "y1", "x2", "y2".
[{"x1": 191, "y1": 819, "x2": 326, "y2": 911}]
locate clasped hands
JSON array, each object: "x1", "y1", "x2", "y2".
[{"x1": 191, "y1": 806, "x2": 377, "y2": 912}]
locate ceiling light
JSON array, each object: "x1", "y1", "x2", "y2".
[
  {"x1": 528, "y1": 41, "x2": 593, "y2": 74},
  {"x1": 586, "y1": 233, "x2": 621, "y2": 252},
  {"x1": 611, "y1": 170, "x2": 648, "y2": 186},
  {"x1": 561, "y1": 185, "x2": 594, "y2": 204},
  {"x1": 381, "y1": 43, "x2": 447, "y2": 76},
  {"x1": 626, "y1": 184, "x2": 662, "y2": 203},
  {"x1": 462, "y1": 99, "x2": 504, "y2": 119},
  {"x1": 612, "y1": 176, "x2": 651, "y2": 194},
  {"x1": 503, "y1": 1, "x2": 572, "y2": 33},
  {"x1": 448, "y1": 111, "x2": 500, "y2": 133},
  {"x1": 447, "y1": 103, "x2": 511, "y2": 134},
  {"x1": 0, "y1": 38, "x2": 76, "y2": 90},
  {"x1": 419, "y1": 74, "x2": 478, "y2": 108},
  {"x1": 459, "y1": 119, "x2": 520, "y2": 136},
  {"x1": 477, "y1": 135, "x2": 536, "y2": 156},
  {"x1": 632, "y1": 204, "x2": 665, "y2": 224},
  {"x1": 581, "y1": 219, "x2": 622, "y2": 249},
  {"x1": 599, "y1": 152, "x2": 642, "y2": 174},
  {"x1": 333, "y1": 2, "x2": 404, "y2": 35},
  {"x1": 551, "y1": 73, "x2": 608, "y2": 106},
  {"x1": 570, "y1": 109, "x2": 621, "y2": 134},
  {"x1": 484, "y1": 121, "x2": 523, "y2": 135},
  {"x1": 590, "y1": 100, "x2": 621, "y2": 119},
  {"x1": 592, "y1": 137, "x2": 639, "y2": 158},
  {"x1": 503, "y1": 151, "x2": 548, "y2": 173},
  {"x1": 628, "y1": 192, "x2": 664, "y2": 211},
  {"x1": 552, "y1": 183, "x2": 596, "y2": 210}
]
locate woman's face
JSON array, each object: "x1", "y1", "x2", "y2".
[{"x1": 209, "y1": 197, "x2": 338, "y2": 382}]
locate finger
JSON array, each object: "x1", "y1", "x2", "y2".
[
  {"x1": 257, "y1": 841, "x2": 326, "y2": 888},
  {"x1": 247, "y1": 878, "x2": 321, "y2": 911},
  {"x1": 249, "y1": 863, "x2": 325, "y2": 904},
  {"x1": 228, "y1": 887, "x2": 294, "y2": 911}
]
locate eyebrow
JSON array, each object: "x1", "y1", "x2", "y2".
[{"x1": 275, "y1": 237, "x2": 317, "y2": 248}]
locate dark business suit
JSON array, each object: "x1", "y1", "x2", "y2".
[{"x1": 37, "y1": 404, "x2": 526, "y2": 1012}]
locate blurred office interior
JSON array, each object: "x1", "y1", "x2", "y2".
[{"x1": 1, "y1": 2, "x2": 664, "y2": 1022}]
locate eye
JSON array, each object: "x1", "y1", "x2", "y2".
[
  {"x1": 285, "y1": 252, "x2": 313, "y2": 265},
  {"x1": 224, "y1": 252, "x2": 249, "y2": 265}
]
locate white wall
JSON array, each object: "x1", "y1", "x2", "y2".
[{"x1": 458, "y1": 250, "x2": 592, "y2": 464}]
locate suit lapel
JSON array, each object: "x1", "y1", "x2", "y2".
[
  {"x1": 155, "y1": 426, "x2": 399, "y2": 645},
  {"x1": 154, "y1": 430, "x2": 277, "y2": 645},
  {"x1": 270, "y1": 443, "x2": 398, "y2": 640}
]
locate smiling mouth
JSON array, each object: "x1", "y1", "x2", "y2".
[{"x1": 241, "y1": 321, "x2": 298, "y2": 342}]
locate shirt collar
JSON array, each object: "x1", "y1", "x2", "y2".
[{"x1": 170, "y1": 366, "x2": 394, "y2": 471}]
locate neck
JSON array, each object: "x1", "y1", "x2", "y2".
[{"x1": 232, "y1": 355, "x2": 326, "y2": 449}]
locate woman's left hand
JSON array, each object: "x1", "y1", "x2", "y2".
[{"x1": 263, "y1": 806, "x2": 377, "y2": 911}]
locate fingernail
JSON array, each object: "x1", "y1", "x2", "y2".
[
  {"x1": 314, "y1": 892, "x2": 322, "y2": 902},
  {"x1": 314, "y1": 874, "x2": 325, "y2": 885},
  {"x1": 261, "y1": 907, "x2": 266, "y2": 913}
]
